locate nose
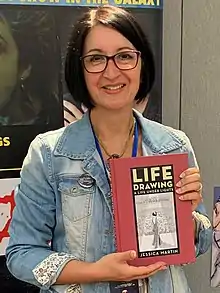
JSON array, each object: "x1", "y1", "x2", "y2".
[{"x1": 102, "y1": 59, "x2": 121, "y2": 79}]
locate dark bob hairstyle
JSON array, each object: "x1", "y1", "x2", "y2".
[{"x1": 65, "y1": 5, "x2": 155, "y2": 110}]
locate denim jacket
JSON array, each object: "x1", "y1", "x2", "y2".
[{"x1": 6, "y1": 110, "x2": 212, "y2": 293}]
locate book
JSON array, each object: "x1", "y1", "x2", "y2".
[{"x1": 109, "y1": 153, "x2": 196, "y2": 266}]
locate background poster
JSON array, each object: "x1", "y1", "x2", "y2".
[
  {"x1": 211, "y1": 187, "x2": 220, "y2": 287},
  {"x1": 0, "y1": 178, "x2": 20, "y2": 256},
  {"x1": 0, "y1": 2, "x2": 163, "y2": 292}
]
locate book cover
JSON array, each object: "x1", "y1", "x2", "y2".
[{"x1": 109, "y1": 153, "x2": 196, "y2": 266}]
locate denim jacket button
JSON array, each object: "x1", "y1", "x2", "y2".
[{"x1": 71, "y1": 187, "x2": 78, "y2": 192}]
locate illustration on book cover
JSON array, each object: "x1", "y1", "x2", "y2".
[{"x1": 131, "y1": 164, "x2": 179, "y2": 258}]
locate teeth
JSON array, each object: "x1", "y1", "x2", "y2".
[{"x1": 104, "y1": 84, "x2": 124, "y2": 90}]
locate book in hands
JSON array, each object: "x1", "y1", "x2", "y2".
[{"x1": 109, "y1": 153, "x2": 196, "y2": 266}]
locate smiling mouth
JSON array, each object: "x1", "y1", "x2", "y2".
[{"x1": 102, "y1": 84, "x2": 126, "y2": 90}]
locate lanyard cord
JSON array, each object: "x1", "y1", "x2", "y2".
[{"x1": 91, "y1": 118, "x2": 139, "y2": 186}]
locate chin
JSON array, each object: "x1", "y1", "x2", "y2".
[
  {"x1": 105, "y1": 106, "x2": 132, "y2": 112},
  {"x1": 103, "y1": 97, "x2": 130, "y2": 108}
]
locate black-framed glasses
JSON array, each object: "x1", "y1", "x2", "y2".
[{"x1": 81, "y1": 50, "x2": 141, "y2": 73}]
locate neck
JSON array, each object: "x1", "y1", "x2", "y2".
[{"x1": 90, "y1": 106, "x2": 134, "y2": 140}]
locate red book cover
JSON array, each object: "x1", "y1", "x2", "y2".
[{"x1": 109, "y1": 153, "x2": 196, "y2": 266}]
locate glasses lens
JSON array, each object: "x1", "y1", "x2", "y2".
[
  {"x1": 115, "y1": 51, "x2": 138, "y2": 70},
  {"x1": 83, "y1": 54, "x2": 106, "y2": 73}
]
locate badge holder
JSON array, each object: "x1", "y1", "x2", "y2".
[{"x1": 109, "y1": 280, "x2": 140, "y2": 293}]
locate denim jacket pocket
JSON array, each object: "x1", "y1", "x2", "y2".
[{"x1": 58, "y1": 175, "x2": 94, "y2": 222}]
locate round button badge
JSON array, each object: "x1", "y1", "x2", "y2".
[{"x1": 78, "y1": 173, "x2": 95, "y2": 188}]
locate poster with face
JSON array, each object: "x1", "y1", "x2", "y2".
[
  {"x1": 0, "y1": 2, "x2": 163, "y2": 292},
  {"x1": 0, "y1": 9, "x2": 62, "y2": 126},
  {"x1": 0, "y1": 8, "x2": 63, "y2": 180},
  {"x1": 0, "y1": 5, "x2": 162, "y2": 180}
]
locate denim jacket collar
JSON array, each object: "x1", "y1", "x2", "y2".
[{"x1": 54, "y1": 109, "x2": 186, "y2": 159}]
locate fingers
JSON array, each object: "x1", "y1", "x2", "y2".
[
  {"x1": 115, "y1": 250, "x2": 137, "y2": 262},
  {"x1": 99, "y1": 252, "x2": 167, "y2": 282},
  {"x1": 132, "y1": 266, "x2": 167, "y2": 280},
  {"x1": 178, "y1": 190, "x2": 202, "y2": 211},
  {"x1": 127, "y1": 262, "x2": 166, "y2": 279},
  {"x1": 176, "y1": 167, "x2": 202, "y2": 196},
  {"x1": 176, "y1": 169, "x2": 201, "y2": 193},
  {"x1": 179, "y1": 167, "x2": 199, "y2": 178},
  {"x1": 176, "y1": 182, "x2": 202, "y2": 195},
  {"x1": 176, "y1": 168, "x2": 202, "y2": 211},
  {"x1": 178, "y1": 192, "x2": 202, "y2": 201},
  {"x1": 135, "y1": 262, "x2": 166, "y2": 274},
  {"x1": 114, "y1": 251, "x2": 166, "y2": 279},
  {"x1": 176, "y1": 172, "x2": 200, "y2": 187}
]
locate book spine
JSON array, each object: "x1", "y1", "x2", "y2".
[{"x1": 109, "y1": 160, "x2": 121, "y2": 252}]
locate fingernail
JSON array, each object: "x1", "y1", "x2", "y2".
[
  {"x1": 176, "y1": 181, "x2": 181, "y2": 187},
  {"x1": 161, "y1": 266, "x2": 167, "y2": 270},
  {"x1": 179, "y1": 196, "x2": 184, "y2": 200},
  {"x1": 176, "y1": 188, "x2": 182, "y2": 194},
  {"x1": 158, "y1": 262, "x2": 166, "y2": 266},
  {"x1": 180, "y1": 172, "x2": 185, "y2": 178},
  {"x1": 130, "y1": 250, "x2": 136, "y2": 259}
]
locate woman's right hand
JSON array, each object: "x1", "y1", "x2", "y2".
[{"x1": 93, "y1": 250, "x2": 166, "y2": 282}]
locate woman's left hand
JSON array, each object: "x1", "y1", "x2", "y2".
[{"x1": 176, "y1": 167, "x2": 203, "y2": 211}]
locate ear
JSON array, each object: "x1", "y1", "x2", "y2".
[{"x1": 20, "y1": 65, "x2": 32, "y2": 81}]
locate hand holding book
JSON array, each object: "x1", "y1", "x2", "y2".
[
  {"x1": 93, "y1": 250, "x2": 166, "y2": 282},
  {"x1": 176, "y1": 167, "x2": 203, "y2": 211}
]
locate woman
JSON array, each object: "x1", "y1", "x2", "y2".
[
  {"x1": 0, "y1": 9, "x2": 61, "y2": 125},
  {"x1": 6, "y1": 5, "x2": 211, "y2": 293},
  {"x1": 151, "y1": 212, "x2": 161, "y2": 249}
]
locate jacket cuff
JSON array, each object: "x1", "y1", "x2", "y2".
[
  {"x1": 193, "y1": 211, "x2": 212, "y2": 257},
  {"x1": 32, "y1": 252, "x2": 75, "y2": 289}
]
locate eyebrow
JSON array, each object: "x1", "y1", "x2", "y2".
[{"x1": 85, "y1": 46, "x2": 135, "y2": 55}]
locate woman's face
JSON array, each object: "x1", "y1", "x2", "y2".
[
  {"x1": 83, "y1": 25, "x2": 142, "y2": 111},
  {"x1": 0, "y1": 16, "x2": 19, "y2": 110}
]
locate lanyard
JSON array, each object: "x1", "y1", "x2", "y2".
[{"x1": 91, "y1": 118, "x2": 139, "y2": 186}]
